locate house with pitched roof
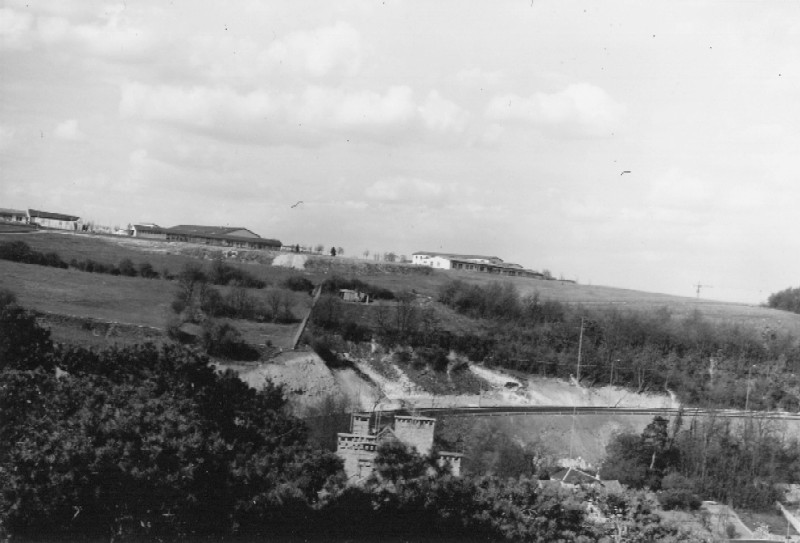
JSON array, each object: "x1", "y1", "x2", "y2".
[{"x1": 0, "y1": 208, "x2": 28, "y2": 223}]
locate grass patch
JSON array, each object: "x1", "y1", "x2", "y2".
[{"x1": 0, "y1": 259, "x2": 172, "y2": 328}]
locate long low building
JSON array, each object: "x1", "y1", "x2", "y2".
[
  {"x1": 28, "y1": 209, "x2": 81, "y2": 231},
  {"x1": 412, "y1": 251, "x2": 543, "y2": 278},
  {"x1": 131, "y1": 223, "x2": 281, "y2": 250}
]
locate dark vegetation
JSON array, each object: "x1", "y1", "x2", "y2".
[
  {"x1": 0, "y1": 240, "x2": 67, "y2": 269},
  {"x1": 307, "y1": 277, "x2": 800, "y2": 410},
  {"x1": 768, "y1": 285, "x2": 800, "y2": 314},
  {"x1": 0, "y1": 240, "x2": 165, "y2": 278},
  {"x1": 601, "y1": 415, "x2": 800, "y2": 511},
  {"x1": 1, "y1": 292, "x2": 705, "y2": 542},
  {"x1": 435, "y1": 280, "x2": 800, "y2": 411}
]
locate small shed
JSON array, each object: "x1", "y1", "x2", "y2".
[{"x1": 339, "y1": 289, "x2": 370, "y2": 303}]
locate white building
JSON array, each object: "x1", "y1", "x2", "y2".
[
  {"x1": 27, "y1": 209, "x2": 81, "y2": 231},
  {"x1": 0, "y1": 208, "x2": 28, "y2": 223}
]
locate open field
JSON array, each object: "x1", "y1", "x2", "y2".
[
  {"x1": 4, "y1": 230, "x2": 800, "y2": 343},
  {"x1": 0, "y1": 259, "x2": 173, "y2": 328}
]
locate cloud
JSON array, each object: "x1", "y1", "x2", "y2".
[
  {"x1": 0, "y1": 125, "x2": 15, "y2": 149},
  {"x1": 120, "y1": 81, "x2": 470, "y2": 144},
  {"x1": 264, "y1": 21, "x2": 362, "y2": 78},
  {"x1": 0, "y1": 8, "x2": 34, "y2": 49},
  {"x1": 53, "y1": 119, "x2": 84, "y2": 141},
  {"x1": 485, "y1": 83, "x2": 625, "y2": 137},
  {"x1": 457, "y1": 67, "x2": 504, "y2": 88},
  {"x1": 1, "y1": 4, "x2": 155, "y2": 60},
  {"x1": 365, "y1": 176, "x2": 452, "y2": 206},
  {"x1": 119, "y1": 83, "x2": 278, "y2": 129},
  {"x1": 418, "y1": 91, "x2": 469, "y2": 133},
  {"x1": 297, "y1": 85, "x2": 416, "y2": 129}
]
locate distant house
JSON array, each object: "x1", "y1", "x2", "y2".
[
  {"x1": 548, "y1": 467, "x2": 621, "y2": 491},
  {"x1": 27, "y1": 209, "x2": 81, "y2": 231},
  {"x1": 0, "y1": 208, "x2": 28, "y2": 223},
  {"x1": 412, "y1": 251, "x2": 543, "y2": 278},
  {"x1": 339, "y1": 289, "x2": 370, "y2": 303},
  {"x1": 131, "y1": 223, "x2": 167, "y2": 240},
  {"x1": 163, "y1": 225, "x2": 281, "y2": 250},
  {"x1": 337, "y1": 413, "x2": 462, "y2": 484}
]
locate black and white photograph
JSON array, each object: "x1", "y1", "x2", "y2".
[{"x1": 2, "y1": 1, "x2": 800, "y2": 541}]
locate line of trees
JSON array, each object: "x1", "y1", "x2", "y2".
[
  {"x1": 767, "y1": 285, "x2": 800, "y2": 314},
  {"x1": 436, "y1": 280, "x2": 800, "y2": 411},
  {"x1": 600, "y1": 415, "x2": 800, "y2": 511},
  {"x1": 0, "y1": 240, "x2": 167, "y2": 278}
]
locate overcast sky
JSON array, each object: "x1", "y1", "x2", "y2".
[{"x1": 1, "y1": 1, "x2": 798, "y2": 304}]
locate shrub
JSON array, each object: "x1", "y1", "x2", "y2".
[
  {"x1": 118, "y1": 258, "x2": 137, "y2": 277},
  {"x1": 0, "y1": 288, "x2": 17, "y2": 309},
  {"x1": 201, "y1": 320, "x2": 260, "y2": 360},
  {"x1": 283, "y1": 275, "x2": 315, "y2": 294},
  {"x1": 138, "y1": 261, "x2": 159, "y2": 279}
]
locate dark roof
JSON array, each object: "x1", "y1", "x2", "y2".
[
  {"x1": 550, "y1": 467, "x2": 602, "y2": 485},
  {"x1": 166, "y1": 226, "x2": 281, "y2": 247},
  {"x1": 133, "y1": 224, "x2": 164, "y2": 232},
  {"x1": 0, "y1": 208, "x2": 27, "y2": 215},
  {"x1": 28, "y1": 209, "x2": 80, "y2": 221},
  {"x1": 168, "y1": 225, "x2": 257, "y2": 237}
]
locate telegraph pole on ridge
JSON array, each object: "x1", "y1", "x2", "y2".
[{"x1": 576, "y1": 317, "x2": 585, "y2": 383}]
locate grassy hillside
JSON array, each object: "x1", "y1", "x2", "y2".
[{"x1": 4, "y1": 230, "x2": 800, "y2": 348}]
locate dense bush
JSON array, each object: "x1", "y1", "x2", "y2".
[
  {"x1": 209, "y1": 258, "x2": 266, "y2": 288},
  {"x1": 436, "y1": 279, "x2": 800, "y2": 411},
  {"x1": 201, "y1": 319, "x2": 260, "y2": 360},
  {"x1": 602, "y1": 415, "x2": 800, "y2": 510},
  {"x1": 0, "y1": 307, "x2": 341, "y2": 540},
  {"x1": 767, "y1": 286, "x2": 800, "y2": 314},
  {"x1": 0, "y1": 240, "x2": 67, "y2": 269},
  {"x1": 283, "y1": 274, "x2": 315, "y2": 294}
]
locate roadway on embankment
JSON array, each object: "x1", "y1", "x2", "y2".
[{"x1": 394, "y1": 405, "x2": 800, "y2": 421}]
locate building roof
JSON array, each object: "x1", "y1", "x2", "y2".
[
  {"x1": 133, "y1": 223, "x2": 165, "y2": 231},
  {"x1": 166, "y1": 225, "x2": 281, "y2": 247},
  {"x1": 28, "y1": 209, "x2": 80, "y2": 221},
  {"x1": 167, "y1": 225, "x2": 258, "y2": 237},
  {"x1": 0, "y1": 208, "x2": 27, "y2": 215},
  {"x1": 550, "y1": 467, "x2": 602, "y2": 486},
  {"x1": 413, "y1": 251, "x2": 502, "y2": 261}
]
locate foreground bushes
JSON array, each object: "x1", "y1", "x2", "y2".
[
  {"x1": 2, "y1": 299, "x2": 705, "y2": 542},
  {"x1": 0, "y1": 240, "x2": 67, "y2": 268}
]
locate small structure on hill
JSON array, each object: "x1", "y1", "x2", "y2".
[
  {"x1": 131, "y1": 223, "x2": 167, "y2": 240},
  {"x1": 338, "y1": 289, "x2": 370, "y2": 303},
  {"x1": 336, "y1": 413, "x2": 463, "y2": 484}
]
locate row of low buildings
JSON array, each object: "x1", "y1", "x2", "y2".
[
  {"x1": 0, "y1": 208, "x2": 83, "y2": 230},
  {"x1": 0, "y1": 208, "x2": 283, "y2": 250},
  {"x1": 411, "y1": 251, "x2": 544, "y2": 278},
  {"x1": 3, "y1": 208, "x2": 542, "y2": 278}
]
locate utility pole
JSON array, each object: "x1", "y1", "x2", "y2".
[
  {"x1": 745, "y1": 364, "x2": 755, "y2": 411},
  {"x1": 694, "y1": 283, "x2": 713, "y2": 298},
  {"x1": 576, "y1": 317, "x2": 585, "y2": 383}
]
